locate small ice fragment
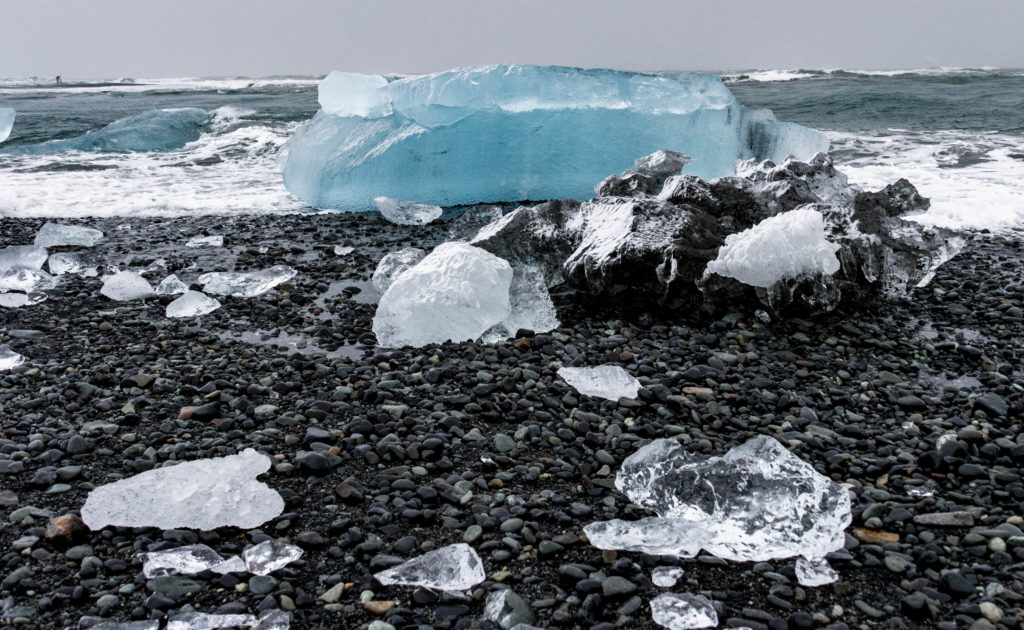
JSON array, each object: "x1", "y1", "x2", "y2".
[
  {"x1": 83, "y1": 622, "x2": 160, "y2": 630},
  {"x1": 185, "y1": 235, "x2": 224, "y2": 248},
  {"x1": 0, "y1": 245, "x2": 48, "y2": 271},
  {"x1": 80, "y1": 448, "x2": 284, "y2": 530},
  {"x1": 48, "y1": 253, "x2": 84, "y2": 276},
  {"x1": 652, "y1": 566, "x2": 685, "y2": 588},
  {"x1": 0, "y1": 107, "x2": 14, "y2": 143},
  {"x1": 557, "y1": 365, "x2": 640, "y2": 400},
  {"x1": 34, "y1": 222, "x2": 104, "y2": 248},
  {"x1": 334, "y1": 245, "x2": 354, "y2": 255},
  {"x1": 156, "y1": 274, "x2": 189, "y2": 295},
  {"x1": 166, "y1": 290, "x2": 221, "y2": 318},
  {"x1": 795, "y1": 556, "x2": 838, "y2": 587},
  {"x1": 650, "y1": 593, "x2": 718, "y2": 630},
  {"x1": 208, "y1": 555, "x2": 248, "y2": 574},
  {"x1": 254, "y1": 610, "x2": 291, "y2": 630},
  {"x1": 165, "y1": 613, "x2": 257, "y2": 630},
  {"x1": 242, "y1": 540, "x2": 303, "y2": 575},
  {"x1": 0, "y1": 346, "x2": 26, "y2": 370},
  {"x1": 140, "y1": 544, "x2": 228, "y2": 578},
  {"x1": 0, "y1": 267, "x2": 59, "y2": 293},
  {"x1": 100, "y1": 271, "x2": 154, "y2": 301},
  {"x1": 0, "y1": 292, "x2": 47, "y2": 308},
  {"x1": 374, "y1": 543, "x2": 485, "y2": 591},
  {"x1": 198, "y1": 265, "x2": 297, "y2": 298},
  {"x1": 374, "y1": 196, "x2": 443, "y2": 225},
  {"x1": 371, "y1": 248, "x2": 425, "y2": 294},
  {"x1": 484, "y1": 589, "x2": 538, "y2": 629}
]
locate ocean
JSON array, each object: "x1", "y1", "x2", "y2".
[{"x1": 1, "y1": 68, "x2": 1022, "y2": 230}]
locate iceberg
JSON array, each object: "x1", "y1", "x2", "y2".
[
  {"x1": 557, "y1": 366, "x2": 641, "y2": 401},
  {"x1": 650, "y1": 593, "x2": 718, "y2": 630},
  {"x1": 374, "y1": 197, "x2": 443, "y2": 225},
  {"x1": 199, "y1": 265, "x2": 297, "y2": 298},
  {"x1": 374, "y1": 543, "x2": 485, "y2": 591},
  {"x1": 280, "y1": 65, "x2": 829, "y2": 210},
  {"x1": 80, "y1": 448, "x2": 284, "y2": 530},
  {"x1": 3, "y1": 108, "x2": 208, "y2": 154},
  {"x1": 0, "y1": 107, "x2": 13, "y2": 143},
  {"x1": 166, "y1": 290, "x2": 221, "y2": 318},
  {"x1": 0, "y1": 346, "x2": 26, "y2": 370},
  {"x1": 34, "y1": 222, "x2": 104, "y2": 247},
  {"x1": 371, "y1": 248, "x2": 425, "y2": 294},
  {"x1": 100, "y1": 271, "x2": 154, "y2": 301}
]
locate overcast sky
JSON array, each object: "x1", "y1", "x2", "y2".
[{"x1": 3, "y1": 0, "x2": 1023, "y2": 79}]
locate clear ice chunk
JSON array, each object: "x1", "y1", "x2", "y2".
[
  {"x1": 371, "y1": 248, "x2": 425, "y2": 294},
  {"x1": 166, "y1": 290, "x2": 221, "y2": 318},
  {"x1": 583, "y1": 436, "x2": 852, "y2": 563},
  {"x1": 156, "y1": 274, "x2": 189, "y2": 295},
  {"x1": 198, "y1": 265, "x2": 297, "y2": 298},
  {"x1": 100, "y1": 271, "x2": 154, "y2": 301},
  {"x1": 557, "y1": 366, "x2": 641, "y2": 401},
  {"x1": 650, "y1": 593, "x2": 718, "y2": 630},
  {"x1": 48, "y1": 253, "x2": 86, "y2": 276},
  {"x1": 372, "y1": 243, "x2": 512, "y2": 348},
  {"x1": 0, "y1": 293, "x2": 36, "y2": 308},
  {"x1": 185, "y1": 235, "x2": 224, "y2": 248},
  {"x1": 0, "y1": 267, "x2": 59, "y2": 293},
  {"x1": 0, "y1": 245, "x2": 48, "y2": 271},
  {"x1": 165, "y1": 613, "x2": 256, "y2": 630},
  {"x1": 140, "y1": 544, "x2": 230, "y2": 578},
  {"x1": 447, "y1": 205, "x2": 506, "y2": 241},
  {"x1": 483, "y1": 265, "x2": 559, "y2": 341},
  {"x1": 82, "y1": 622, "x2": 160, "y2": 630},
  {"x1": 374, "y1": 543, "x2": 485, "y2": 591},
  {"x1": 652, "y1": 566, "x2": 685, "y2": 588},
  {"x1": 374, "y1": 197, "x2": 443, "y2": 226},
  {"x1": 0, "y1": 107, "x2": 13, "y2": 143},
  {"x1": 208, "y1": 555, "x2": 248, "y2": 574},
  {"x1": 794, "y1": 556, "x2": 839, "y2": 587},
  {"x1": 242, "y1": 540, "x2": 303, "y2": 575},
  {"x1": 34, "y1": 222, "x2": 104, "y2": 248},
  {"x1": 80, "y1": 448, "x2": 285, "y2": 530},
  {"x1": 334, "y1": 245, "x2": 354, "y2": 255},
  {"x1": 0, "y1": 346, "x2": 26, "y2": 370}
]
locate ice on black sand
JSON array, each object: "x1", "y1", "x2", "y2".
[
  {"x1": 557, "y1": 365, "x2": 641, "y2": 400},
  {"x1": 374, "y1": 543, "x2": 485, "y2": 591}
]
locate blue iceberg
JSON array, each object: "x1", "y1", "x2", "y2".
[
  {"x1": 280, "y1": 65, "x2": 829, "y2": 211},
  {"x1": 0, "y1": 108, "x2": 13, "y2": 143},
  {"x1": 3, "y1": 108, "x2": 208, "y2": 154}
]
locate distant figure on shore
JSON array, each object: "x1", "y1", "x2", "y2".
[{"x1": 55, "y1": 75, "x2": 62, "y2": 85}]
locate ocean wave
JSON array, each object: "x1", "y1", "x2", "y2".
[
  {"x1": 0, "y1": 76, "x2": 322, "y2": 95},
  {"x1": 722, "y1": 66, "x2": 1020, "y2": 83}
]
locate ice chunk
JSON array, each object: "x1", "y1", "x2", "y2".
[
  {"x1": 83, "y1": 622, "x2": 160, "y2": 630},
  {"x1": 242, "y1": 540, "x2": 303, "y2": 575},
  {"x1": 100, "y1": 271, "x2": 154, "y2": 301},
  {"x1": 253, "y1": 610, "x2": 291, "y2": 630},
  {"x1": 166, "y1": 290, "x2": 221, "y2": 318},
  {"x1": 156, "y1": 274, "x2": 189, "y2": 295},
  {"x1": 5, "y1": 108, "x2": 208, "y2": 154},
  {"x1": 185, "y1": 235, "x2": 224, "y2": 248},
  {"x1": 80, "y1": 448, "x2": 284, "y2": 530},
  {"x1": 48, "y1": 253, "x2": 86, "y2": 276},
  {"x1": 0, "y1": 346, "x2": 26, "y2": 370},
  {"x1": 0, "y1": 107, "x2": 14, "y2": 143},
  {"x1": 34, "y1": 222, "x2": 104, "y2": 248},
  {"x1": 557, "y1": 366, "x2": 640, "y2": 401},
  {"x1": 448, "y1": 205, "x2": 506, "y2": 241},
  {"x1": 0, "y1": 245, "x2": 48, "y2": 271},
  {"x1": 198, "y1": 265, "x2": 297, "y2": 298},
  {"x1": 374, "y1": 543, "x2": 485, "y2": 591},
  {"x1": 372, "y1": 243, "x2": 513, "y2": 347},
  {"x1": 140, "y1": 544, "x2": 231, "y2": 578},
  {"x1": 281, "y1": 65, "x2": 828, "y2": 210},
  {"x1": 165, "y1": 613, "x2": 256, "y2": 630},
  {"x1": 0, "y1": 292, "x2": 47, "y2": 308},
  {"x1": 650, "y1": 593, "x2": 718, "y2": 630},
  {"x1": 583, "y1": 436, "x2": 852, "y2": 563},
  {"x1": 484, "y1": 589, "x2": 538, "y2": 629},
  {"x1": 485, "y1": 265, "x2": 559, "y2": 340},
  {"x1": 0, "y1": 267, "x2": 59, "y2": 293},
  {"x1": 794, "y1": 556, "x2": 839, "y2": 587},
  {"x1": 371, "y1": 248, "x2": 426, "y2": 294},
  {"x1": 652, "y1": 566, "x2": 685, "y2": 588},
  {"x1": 374, "y1": 196, "x2": 443, "y2": 225},
  {"x1": 334, "y1": 245, "x2": 354, "y2": 255}
]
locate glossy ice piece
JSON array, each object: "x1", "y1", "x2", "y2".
[
  {"x1": 165, "y1": 613, "x2": 256, "y2": 630},
  {"x1": 156, "y1": 274, "x2": 189, "y2": 295},
  {"x1": 557, "y1": 366, "x2": 640, "y2": 400},
  {"x1": 371, "y1": 248, "x2": 425, "y2": 294},
  {"x1": 374, "y1": 197, "x2": 443, "y2": 225},
  {"x1": 198, "y1": 265, "x2": 297, "y2": 298},
  {"x1": 795, "y1": 556, "x2": 839, "y2": 587},
  {"x1": 185, "y1": 235, "x2": 224, "y2": 248},
  {"x1": 650, "y1": 593, "x2": 718, "y2": 630},
  {"x1": 652, "y1": 566, "x2": 685, "y2": 588},
  {"x1": 140, "y1": 544, "x2": 230, "y2": 578},
  {"x1": 34, "y1": 222, "x2": 104, "y2": 247},
  {"x1": 100, "y1": 271, "x2": 154, "y2": 301},
  {"x1": 166, "y1": 290, "x2": 221, "y2": 318},
  {"x1": 0, "y1": 245, "x2": 48, "y2": 271},
  {"x1": 483, "y1": 265, "x2": 559, "y2": 341},
  {"x1": 0, "y1": 346, "x2": 26, "y2": 370},
  {"x1": 0, "y1": 267, "x2": 58, "y2": 293},
  {"x1": 242, "y1": 540, "x2": 303, "y2": 575},
  {"x1": 374, "y1": 543, "x2": 485, "y2": 591}
]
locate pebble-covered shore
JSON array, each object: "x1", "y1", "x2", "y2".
[{"x1": 1, "y1": 214, "x2": 1022, "y2": 630}]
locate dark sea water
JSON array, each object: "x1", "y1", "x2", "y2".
[{"x1": 1, "y1": 69, "x2": 1022, "y2": 229}]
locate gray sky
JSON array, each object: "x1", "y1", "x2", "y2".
[{"x1": 3, "y1": 0, "x2": 1023, "y2": 78}]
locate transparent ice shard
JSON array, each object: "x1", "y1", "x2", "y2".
[
  {"x1": 557, "y1": 366, "x2": 641, "y2": 401},
  {"x1": 482, "y1": 265, "x2": 559, "y2": 341},
  {"x1": 371, "y1": 248, "x2": 425, "y2": 294},
  {"x1": 165, "y1": 613, "x2": 256, "y2": 630},
  {"x1": 83, "y1": 622, "x2": 160, "y2": 630},
  {"x1": 208, "y1": 555, "x2": 248, "y2": 574},
  {"x1": 0, "y1": 245, "x2": 48, "y2": 271},
  {"x1": 100, "y1": 271, "x2": 154, "y2": 301},
  {"x1": 156, "y1": 274, "x2": 189, "y2": 295},
  {"x1": 81, "y1": 448, "x2": 284, "y2": 530},
  {"x1": 34, "y1": 222, "x2": 104, "y2": 248},
  {"x1": 650, "y1": 593, "x2": 718, "y2": 630},
  {"x1": 652, "y1": 566, "x2": 685, "y2": 588},
  {"x1": 0, "y1": 107, "x2": 13, "y2": 143},
  {"x1": 48, "y1": 253, "x2": 86, "y2": 276},
  {"x1": 242, "y1": 540, "x2": 303, "y2": 575},
  {"x1": 166, "y1": 290, "x2": 221, "y2": 318},
  {"x1": 0, "y1": 267, "x2": 59, "y2": 293},
  {"x1": 185, "y1": 235, "x2": 224, "y2": 248},
  {"x1": 198, "y1": 265, "x2": 297, "y2": 298},
  {"x1": 794, "y1": 556, "x2": 838, "y2": 587},
  {"x1": 374, "y1": 543, "x2": 485, "y2": 591},
  {"x1": 374, "y1": 196, "x2": 443, "y2": 226},
  {"x1": 0, "y1": 346, "x2": 26, "y2": 370},
  {"x1": 140, "y1": 544, "x2": 230, "y2": 578}
]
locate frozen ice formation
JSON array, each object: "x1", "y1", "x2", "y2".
[
  {"x1": 371, "y1": 248, "x2": 426, "y2": 294},
  {"x1": 4, "y1": 108, "x2": 209, "y2": 154},
  {"x1": 374, "y1": 196, "x2": 443, "y2": 225},
  {"x1": 100, "y1": 271, "x2": 154, "y2": 301},
  {"x1": 185, "y1": 235, "x2": 224, "y2": 248},
  {"x1": 0, "y1": 292, "x2": 46, "y2": 308},
  {"x1": 652, "y1": 566, "x2": 685, "y2": 588},
  {"x1": 156, "y1": 274, "x2": 189, "y2": 295},
  {"x1": 583, "y1": 436, "x2": 851, "y2": 564},
  {"x1": 166, "y1": 290, "x2": 221, "y2": 318},
  {"x1": 795, "y1": 556, "x2": 839, "y2": 587},
  {"x1": 372, "y1": 243, "x2": 512, "y2": 347},
  {"x1": 0, "y1": 346, "x2": 26, "y2": 370},
  {"x1": 0, "y1": 107, "x2": 13, "y2": 143},
  {"x1": 374, "y1": 543, "x2": 485, "y2": 591},
  {"x1": 482, "y1": 265, "x2": 559, "y2": 341},
  {"x1": 0, "y1": 245, "x2": 48, "y2": 271},
  {"x1": 141, "y1": 544, "x2": 237, "y2": 578},
  {"x1": 199, "y1": 265, "x2": 297, "y2": 298},
  {"x1": 557, "y1": 366, "x2": 641, "y2": 401},
  {"x1": 243, "y1": 540, "x2": 303, "y2": 576},
  {"x1": 650, "y1": 593, "x2": 718, "y2": 630},
  {"x1": 80, "y1": 448, "x2": 284, "y2": 530},
  {"x1": 34, "y1": 222, "x2": 104, "y2": 248},
  {"x1": 280, "y1": 65, "x2": 828, "y2": 210}
]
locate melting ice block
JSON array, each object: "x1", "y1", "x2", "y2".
[
  {"x1": 34, "y1": 222, "x2": 104, "y2": 248},
  {"x1": 81, "y1": 448, "x2": 284, "y2": 530},
  {"x1": 48, "y1": 253, "x2": 89, "y2": 276},
  {"x1": 84, "y1": 622, "x2": 160, "y2": 630},
  {"x1": 243, "y1": 540, "x2": 303, "y2": 575},
  {"x1": 650, "y1": 593, "x2": 718, "y2": 630},
  {"x1": 199, "y1": 265, "x2": 297, "y2": 298},
  {"x1": 166, "y1": 290, "x2": 221, "y2": 318},
  {"x1": 0, "y1": 346, "x2": 26, "y2": 370},
  {"x1": 557, "y1": 366, "x2": 640, "y2": 401},
  {"x1": 0, "y1": 292, "x2": 46, "y2": 308},
  {"x1": 100, "y1": 271, "x2": 154, "y2": 301},
  {"x1": 334, "y1": 245, "x2": 354, "y2": 255},
  {"x1": 280, "y1": 65, "x2": 829, "y2": 210},
  {"x1": 185, "y1": 235, "x2": 224, "y2": 248},
  {"x1": 374, "y1": 197, "x2": 443, "y2": 225},
  {"x1": 0, "y1": 107, "x2": 13, "y2": 143},
  {"x1": 156, "y1": 274, "x2": 189, "y2": 295},
  {"x1": 371, "y1": 248, "x2": 425, "y2": 294},
  {"x1": 652, "y1": 566, "x2": 685, "y2": 588},
  {"x1": 374, "y1": 543, "x2": 485, "y2": 591}
]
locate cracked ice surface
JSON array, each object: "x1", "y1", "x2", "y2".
[
  {"x1": 100, "y1": 271, "x2": 154, "y2": 301},
  {"x1": 583, "y1": 436, "x2": 851, "y2": 563},
  {"x1": 374, "y1": 196, "x2": 443, "y2": 226},
  {"x1": 371, "y1": 248, "x2": 425, "y2": 295},
  {"x1": 166, "y1": 290, "x2": 221, "y2": 318},
  {"x1": 650, "y1": 593, "x2": 718, "y2": 630},
  {"x1": 557, "y1": 366, "x2": 641, "y2": 401},
  {"x1": 198, "y1": 265, "x2": 297, "y2": 298},
  {"x1": 81, "y1": 448, "x2": 284, "y2": 530},
  {"x1": 374, "y1": 543, "x2": 485, "y2": 591},
  {"x1": 34, "y1": 222, "x2": 104, "y2": 248},
  {"x1": 243, "y1": 540, "x2": 303, "y2": 575}
]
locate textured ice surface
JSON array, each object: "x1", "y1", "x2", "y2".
[
  {"x1": 0, "y1": 245, "x2": 48, "y2": 271},
  {"x1": 650, "y1": 593, "x2": 718, "y2": 630},
  {"x1": 253, "y1": 610, "x2": 291, "y2": 630},
  {"x1": 705, "y1": 207, "x2": 840, "y2": 288},
  {"x1": 81, "y1": 448, "x2": 284, "y2": 530},
  {"x1": 165, "y1": 613, "x2": 256, "y2": 630},
  {"x1": 281, "y1": 65, "x2": 829, "y2": 210},
  {"x1": 5, "y1": 108, "x2": 208, "y2": 154},
  {"x1": 374, "y1": 197, "x2": 443, "y2": 225},
  {"x1": 185, "y1": 235, "x2": 224, "y2": 248},
  {"x1": 0, "y1": 267, "x2": 58, "y2": 294},
  {"x1": 371, "y1": 248, "x2": 425, "y2": 294},
  {"x1": 652, "y1": 566, "x2": 685, "y2": 588},
  {"x1": 243, "y1": 540, "x2": 303, "y2": 575},
  {"x1": 795, "y1": 556, "x2": 839, "y2": 587},
  {"x1": 373, "y1": 243, "x2": 512, "y2": 347},
  {"x1": 0, "y1": 347, "x2": 26, "y2": 370},
  {"x1": 0, "y1": 107, "x2": 13, "y2": 143},
  {"x1": 100, "y1": 271, "x2": 154, "y2": 301},
  {"x1": 141, "y1": 544, "x2": 232, "y2": 578},
  {"x1": 199, "y1": 265, "x2": 297, "y2": 298},
  {"x1": 374, "y1": 543, "x2": 485, "y2": 591},
  {"x1": 34, "y1": 222, "x2": 104, "y2": 247},
  {"x1": 156, "y1": 274, "x2": 189, "y2": 295},
  {"x1": 583, "y1": 436, "x2": 851, "y2": 562},
  {"x1": 557, "y1": 366, "x2": 641, "y2": 400},
  {"x1": 166, "y1": 290, "x2": 221, "y2": 318}
]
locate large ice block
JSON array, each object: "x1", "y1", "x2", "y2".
[
  {"x1": 100, "y1": 271, "x2": 154, "y2": 301},
  {"x1": 280, "y1": 65, "x2": 829, "y2": 211},
  {"x1": 0, "y1": 108, "x2": 13, "y2": 143},
  {"x1": 558, "y1": 365, "x2": 641, "y2": 401}
]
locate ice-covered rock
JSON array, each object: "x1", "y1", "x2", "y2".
[
  {"x1": 34, "y1": 222, "x2": 104, "y2": 247},
  {"x1": 650, "y1": 593, "x2": 718, "y2": 630},
  {"x1": 0, "y1": 346, "x2": 26, "y2": 370},
  {"x1": 372, "y1": 243, "x2": 512, "y2": 347},
  {"x1": 156, "y1": 274, "x2": 189, "y2": 295},
  {"x1": 140, "y1": 544, "x2": 235, "y2": 578},
  {"x1": 100, "y1": 271, "x2": 154, "y2": 301},
  {"x1": 185, "y1": 235, "x2": 224, "y2": 248},
  {"x1": 583, "y1": 436, "x2": 851, "y2": 563},
  {"x1": 166, "y1": 290, "x2": 221, "y2": 318},
  {"x1": 371, "y1": 248, "x2": 425, "y2": 294},
  {"x1": 795, "y1": 556, "x2": 839, "y2": 587},
  {"x1": 596, "y1": 149, "x2": 692, "y2": 197},
  {"x1": 81, "y1": 448, "x2": 284, "y2": 530},
  {"x1": 557, "y1": 366, "x2": 641, "y2": 401},
  {"x1": 281, "y1": 65, "x2": 828, "y2": 210},
  {"x1": 0, "y1": 245, "x2": 48, "y2": 271},
  {"x1": 483, "y1": 265, "x2": 559, "y2": 341},
  {"x1": 199, "y1": 265, "x2": 297, "y2": 298},
  {"x1": 243, "y1": 540, "x2": 303, "y2": 575},
  {"x1": 0, "y1": 107, "x2": 14, "y2": 143},
  {"x1": 652, "y1": 566, "x2": 685, "y2": 588},
  {"x1": 374, "y1": 196, "x2": 443, "y2": 225},
  {"x1": 5, "y1": 108, "x2": 209, "y2": 154},
  {"x1": 484, "y1": 589, "x2": 538, "y2": 629},
  {"x1": 374, "y1": 543, "x2": 485, "y2": 591}
]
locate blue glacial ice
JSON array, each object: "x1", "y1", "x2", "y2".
[
  {"x1": 0, "y1": 108, "x2": 14, "y2": 143},
  {"x1": 280, "y1": 65, "x2": 829, "y2": 211},
  {"x1": 3, "y1": 108, "x2": 208, "y2": 154}
]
